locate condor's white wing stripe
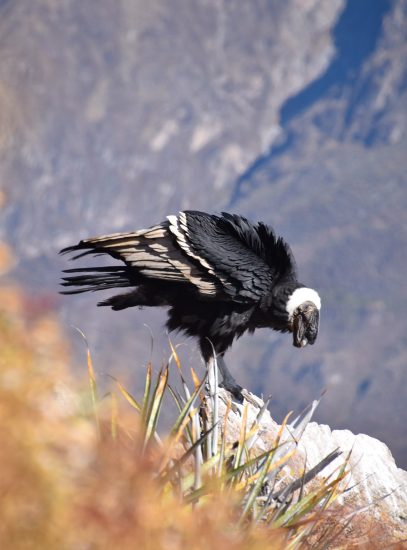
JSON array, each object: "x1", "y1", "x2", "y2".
[
  {"x1": 149, "y1": 242, "x2": 172, "y2": 253},
  {"x1": 83, "y1": 224, "x2": 166, "y2": 245},
  {"x1": 120, "y1": 228, "x2": 218, "y2": 294},
  {"x1": 144, "y1": 226, "x2": 168, "y2": 239},
  {"x1": 167, "y1": 215, "x2": 213, "y2": 270},
  {"x1": 167, "y1": 213, "x2": 232, "y2": 289}
]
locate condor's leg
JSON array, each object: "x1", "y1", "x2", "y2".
[
  {"x1": 200, "y1": 337, "x2": 242, "y2": 400},
  {"x1": 219, "y1": 355, "x2": 264, "y2": 408},
  {"x1": 216, "y1": 355, "x2": 244, "y2": 401},
  {"x1": 200, "y1": 339, "x2": 262, "y2": 407},
  {"x1": 200, "y1": 339, "x2": 243, "y2": 401}
]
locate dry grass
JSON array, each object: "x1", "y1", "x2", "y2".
[{"x1": 0, "y1": 286, "x2": 403, "y2": 549}]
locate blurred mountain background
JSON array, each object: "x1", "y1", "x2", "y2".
[{"x1": 1, "y1": 0, "x2": 406, "y2": 465}]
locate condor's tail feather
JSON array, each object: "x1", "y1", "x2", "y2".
[
  {"x1": 58, "y1": 226, "x2": 168, "y2": 294},
  {"x1": 60, "y1": 266, "x2": 135, "y2": 295},
  {"x1": 59, "y1": 242, "x2": 105, "y2": 261}
]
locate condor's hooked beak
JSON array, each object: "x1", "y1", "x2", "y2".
[{"x1": 292, "y1": 301, "x2": 320, "y2": 348}]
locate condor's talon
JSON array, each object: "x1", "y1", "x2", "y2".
[
  {"x1": 219, "y1": 379, "x2": 244, "y2": 404},
  {"x1": 240, "y1": 390, "x2": 263, "y2": 409}
]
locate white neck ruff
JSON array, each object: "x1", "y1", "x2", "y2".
[{"x1": 286, "y1": 287, "x2": 321, "y2": 318}]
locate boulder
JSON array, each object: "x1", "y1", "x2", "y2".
[{"x1": 205, "y1": 388, "x2": 407, "y2": 546}]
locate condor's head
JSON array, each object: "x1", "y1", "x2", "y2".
[{"x1": 286, "y1": 288, "x2": 321, "y2": 348}]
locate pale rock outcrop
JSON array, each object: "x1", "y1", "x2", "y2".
[{"x1": 206, "y1": 389, "x2": 407, "y2": 546}]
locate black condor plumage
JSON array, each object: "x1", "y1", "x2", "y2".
[{"x1": 60, "y1": 211, "x2": 321, "y2": 398}]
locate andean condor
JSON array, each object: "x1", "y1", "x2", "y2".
[{"x1": 60, "y1": 211, "x2": 321, "y2": 399}]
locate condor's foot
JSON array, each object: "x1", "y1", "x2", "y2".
[
  {"x1": 219, "y1": 379, "x2": 262, "y2": 409},
  {"x1": 219, "y1": 377, "x2": 244, "y2": 403},
  {"x1": 215, "y1": 356, "x2": 260, "y2": 408}
]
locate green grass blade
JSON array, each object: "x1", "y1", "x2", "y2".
[
  {"x1": 74, "y1": 327, "x2": 101, "y2": 439},
  {"x1": 160, "y1": 423, "x2": 219, "y2": 487},
  {"x1": 144, "y1": 366, "x2": 169, "y2": 447},
  {"x1": 141, "y1": 362, "x2": 152, "y2": 425},
  {"x1": 169, "y1": 375, "x2": 206, "y2": 438},
  {"x1": 117, "y1": 382, "x2": 142, "y2": 412}
]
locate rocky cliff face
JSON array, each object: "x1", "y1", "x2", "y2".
[
  {"x1": 0, "y1": 1, "x2": 406, "y2": 465},
  {"x1": 0, "y1": 0, "x2": 344, "y2": 250},
  {"x1": 207, "y1": 388, "x2": 407, "y2": 547}
]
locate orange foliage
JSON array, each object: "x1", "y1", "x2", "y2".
[
  {"x1": 0, "y1": 286, "x2": 404, "y2": 549},
  {"x1": 67, "y1": 430, "x2": 288, "y2": 550},
  {"x1": 0, "y1": 286, "x2": 288, "y2": 549}
]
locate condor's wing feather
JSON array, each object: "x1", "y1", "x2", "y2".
[
  {"x1": 167, "y1": 211, "x2": 280, "y2": 302},
  {"x1": 61, "y1": 211, "x2": 295, "y2": 303},
  {"x1": 60, "y1": 222, "x2": 221, "y2": 296}
]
